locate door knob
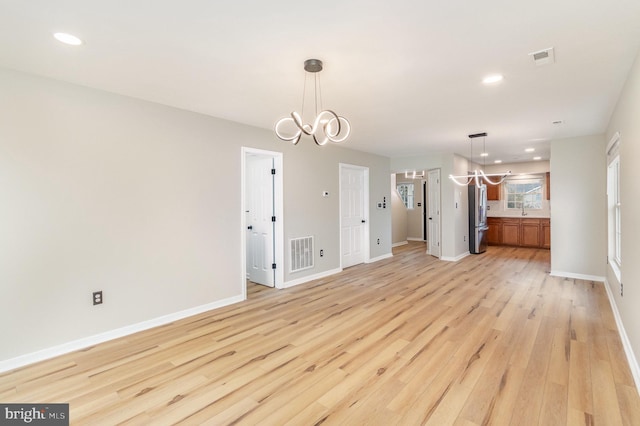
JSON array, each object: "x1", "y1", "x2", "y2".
[
  {"x1": 361, "y1": 220, "x2": 366, "y2": 223},
  {"x1": 247, "y1": 225, "x2": 253, "y2": 230}
]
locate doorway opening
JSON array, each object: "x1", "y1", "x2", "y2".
[{"x1": 241, "y1": 147, "x2": 284, "y2": 299}]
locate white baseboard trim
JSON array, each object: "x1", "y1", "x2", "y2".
[
  {"x1": 367, "y1": 253, "x2": 393, "y2": 263},
  {"x1": 603, "y1": 279, "x2": 640, "y2": 395},
  {"x1": 0, "y1": 295, "x2": 244, "y2": 373},
  {"x1": 284, "y1": 267, "x2": 342, "y2": 289},
  {"x1": 441, "y1": 251, "x2": 470, "y2": 262},
  {"x1": 392, "y1": 241, "x2": 408, "y2": 247},
  {"x1": 406, "y1": 237, "x2": 425, "y2": 242},
  {"x1": 550, "y1": 271, "x2": 606, "y2": 282}
]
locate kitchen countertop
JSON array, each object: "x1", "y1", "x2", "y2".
[{"x1": 487, "y1": 214, "x2": 550, "y2": 219}]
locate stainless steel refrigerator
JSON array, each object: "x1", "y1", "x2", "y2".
[{"x1": 468, "y1": 183, "x2": 488, "y2": 254}]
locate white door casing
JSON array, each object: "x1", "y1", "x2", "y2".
[
  {"x1": 241, "y1": 147, "x2": 284, "y2": 297},
  {"x1": 340, "y1": 164, "x2": 369, "y2": 268},
  {"x1": 246, "y1": 154, "x2": 275, "y2": 287},
  {"x1": 428, "y1": 169, "x2": 441, "y2": 258}
]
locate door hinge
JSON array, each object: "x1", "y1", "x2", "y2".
[
  {"x1": 271, "y1": 168, "x2": 276, "y2": 175},
  {"x1": 272, "y1": 263, "x2": 277, "y2": 270},
  {"x1": 272, "y1": 216, "x2": 276, "y2": 222}
]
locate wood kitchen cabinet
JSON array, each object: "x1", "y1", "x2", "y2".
[
  {"x1": 486, "y1": 217, "x2": 550, "y2": 249},
  {"x1": 487, "y1": 217, "x2": 501, "y2": 245},
  {"x1": 486, "y1": 182, "x2": 501, "y2": 201},
  {"x1": 520, "y1": 219, "x2": 541, "y2": 247},
  {"x1": 501, "y1": 219, "x2": 521, "y2": 246},
  {"x1": 541, "y1": 219, "x2": 551, "y2": 248},
  {"x1": 546, "y1": 172, "x2": 551, "y2": 200}
]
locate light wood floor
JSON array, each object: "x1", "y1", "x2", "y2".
[{"x1": 2, "y1": 243, "x2": 639, "y2": 425}]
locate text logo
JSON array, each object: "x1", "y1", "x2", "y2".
[{"x1": 1, "y1": 404, "x2": 68, "y2": 425}]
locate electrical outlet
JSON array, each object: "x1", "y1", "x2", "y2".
[
  {"x1": 93, "y1": 291, "x2": 103, "y2": 305},
  {"x1": 320, "y1": 249, "x2": 324, "y2": 257},
  {"x1": 621, "y1": 282, "x2": 624, "y2": 297},
  {"x1": 377, "y1": 238, "x2": 380, "y2": 245},
  {"x1": 464, "y1": 236, "x2": 466, "y2": 242}
]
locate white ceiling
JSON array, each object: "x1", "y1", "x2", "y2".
[{"x1": 1, "y1": 0, "x2": 639, "y2": 164}]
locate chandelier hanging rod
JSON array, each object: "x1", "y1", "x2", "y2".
[
  {"x1": 448, "y1": 132, "x2": 511, "y2": 186},
  {"x1": 468, "y1": 132, "x2": 487, "y2": 138}
]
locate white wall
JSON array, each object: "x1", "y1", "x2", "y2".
[
  {"x1": 390, "y1": 154, "x2": 443, "y2": 173},
  {"x1": 550, "y1": 135, "x2": 606, "y2": 279},
  {"x1": 0, "y1": 68, "x2": 391, "y2": 363},
  {"x1": 390, "y1": 174, "x2": 408, "y2": 245},
  {"x1": 451, "y1": 154, "x2": 471, "y2": 258},
  {"x1": 605, "y1": 48, "x2": 640, "y2": 378},
  {"x1": 281, "y1": 134, "x2": 391, "y2": 273}
]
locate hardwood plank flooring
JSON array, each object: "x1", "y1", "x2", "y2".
[{"x1": 2, "y1": 242, "x2": 639, "y2": 425}]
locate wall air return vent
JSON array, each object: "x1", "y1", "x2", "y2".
[
  {"x1": 529, "y1": 47, "x2": 555, "y2": 66},
  {"x1": 290, "y1": 236, "x2": 314, "y2": 272}
]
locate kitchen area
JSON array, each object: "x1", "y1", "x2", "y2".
[{"x1": 484, "y1": 161, "x2": 551, "y2": 249}]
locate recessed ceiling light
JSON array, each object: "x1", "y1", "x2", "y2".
[
  {"x1": 525, "y1": 148, "x2": 535, "y2": 153},
  {"x1": 480, "y1": 152, "x2": 489, "y2": 157},
  {"x1": 482, "y1": 74, "x2": 504, "y2": 84},
  {"x1": 494, "y1": 160, "x2": 502, "y2": 164},
  {"x1": 53, "y1": 32, "x2": 82, "y2": 46},
  {"x1": 533, "y1": 156, "x2": 542, "y2": 160}
]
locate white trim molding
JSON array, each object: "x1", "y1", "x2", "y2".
[
  {"x1": 392, "y1": 241, "x2": 408, "y2": 248},
  {"x1": 606, "y1": 131, "x2": 620, "y2": 157},
  {"x1": 604, "y1": 279, "x2": 640, "y2": 395},
  {"x1": 549, "y1": 271, "x2": 606, "y2": 282},
  {"x1": 284, "y1": 267, "x2": 342, "y2": 289},
  {"x1": 367, "y1": 253, "x2": 393, "y2": 263},
  {"x1": 0, "y1": 295, "x2": 244, "y2": 373},
  {"x1": 441, "y1": 251, "x2": 470, "y2": 262}
]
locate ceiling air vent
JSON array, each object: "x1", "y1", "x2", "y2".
[{"x1": 529, "y1": 47, "x2": 555, "y2": 66}]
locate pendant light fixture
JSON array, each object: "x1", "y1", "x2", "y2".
[
  {"x1": 275, "y1": 59, "x2": 351, "y2": 146},
  {"x1": 449, "y1": 133, "x2": 511, "y2": 186}
]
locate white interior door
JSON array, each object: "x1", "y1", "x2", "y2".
[
  {"x1": 246, "y1": 155, "x2": 275, "y2": 287},
  {"x1": 428, "y1": 169, "x2": 441, "y2": 258},
  {"x1": 340, "y1": 165, "x2": 366, "y2": 268}
]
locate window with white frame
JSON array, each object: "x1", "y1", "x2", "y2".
[
  {"x1": 397, "y1": 183, "x2": 414, "y2": 209},
  {"x1": 607, "y1": 132, "x2": 621, "y2": 278},
  {"x1": 504, "y1": 177, "x2": 544, "y2": 210}
]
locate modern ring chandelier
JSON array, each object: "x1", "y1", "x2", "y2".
[
  {"x1": 449, "y1": 132, "x2": 511, "y2": 186},
  {"x1": 275, "y1": 59, "x2": 351, "y2": 146}
]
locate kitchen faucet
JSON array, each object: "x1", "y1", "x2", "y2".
[{"x1": 521, "y1": 204, "x2": 528, "y2": 216}]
